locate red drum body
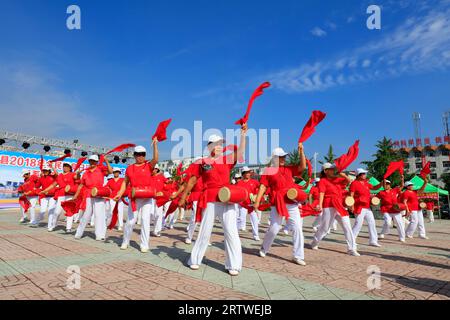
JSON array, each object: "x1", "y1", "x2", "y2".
[
  {"x1": 218, "y1": 186, "x2": 248, "y2": 204},
  {"x1": 286, "y1": 187, "x2": 308, "y2": 202},
  {"x1": 131, "y1": 187, "x2": 156, "y2": 199},
  {"x1": 64, "y1": 185, "x2": 78, "y2": 195},
  {"x1": 91, "y1": 187, "x2": 111, "y2": 198}
]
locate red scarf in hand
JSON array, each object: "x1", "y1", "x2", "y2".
[
  {"x1": 334, "y1": 140, "x2": 360, "y2": 172},
  {"x1": 298, "y1": 110, "x2": 327, "y2": 143},
  {"x1": 106, "y1": 143, "x2": 136, "y2": 155},
  {"x1": 235, "y1": 82, "x2": 271, "y2": 125},
  {"x1": 420, "y1": 162, "x2": 431, "y2": 179},
  {"x1": 152, "y1": 119, "x2": 172, "y2": 142},
  {"x1": 19, "y1": 196, "x2": 31, "y2": 213},
  {"x1": 384, "y1": 161, "x2": 404, "y2": 179},
  {"x1": 49, "y1": 154, "x2": 71, "y2": 163}
]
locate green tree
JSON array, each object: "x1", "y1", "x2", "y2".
[
  {"x1": 361, "y1": 137, "x2": 404, "y2": 185},
  {"x1": 319, "y1": 145, "x2": 336, "y2": 165},
  {"x1": 440, "y1": 173, "x2": 450, "y2": 192},
  {"x1": 287, "y1": 149, "x2": 310, "y2": 183}
]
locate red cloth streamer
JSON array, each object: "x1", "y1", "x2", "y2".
[
  {"x1": 19, "y1": 196, "x2": 31, "y2": 213},
  {"x1": 73, "y1": 157, "x2": 87, "y2": 171},
  {"x1": 235, "y1": 82, "x2": 271, "y2": 125},
  {"x1": 61, "y1": 200, "x2": 79, "y2": 217},
  {"x1": 107, "y1": 200, "x2": 127, "y2": 230},
  {"x1": 334, "y1": 140, "x2": 360, "y2": 172},
  {"x1": 420, "y1": 162, "x2": 431, "y2": 178},
  {"x1": 384, "y1": 161, "x2": 405, "y2": 179},
  {"x1": 306, "y1": 158, "x2": 313, "y2": 179},
  {"x1": 300, "y1": 204, "x2": 321, "y2": 218},
  {"x1": 49, "y1": 154, "x2": 71, "y2": 163},
  {"x1": 298, "y1": 110, "x2": 327, "y2": 143},
  {"x1": 164, "y1": 199, "x2": 180, "y2": 218},
  {"x1": 106, "y1": 143, "x2": 136, "y2": 155},
  {"x1": 152, "y1": 119, "x2": 172, "y2": 142}
]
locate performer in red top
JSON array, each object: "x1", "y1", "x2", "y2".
[
  {"x1": 74, "y1": 155, "x2": 113, "y2": 241},
  {"x1": 162, "y1": 172, "x2": 179, "y2": 230},
  {"x1": 236, "y1": 166, "x2": 261, "y2": 240},
  {"x1": 254, "y1": 143, "x2": 308, "y2": 266},
  {"x1": 350, "y1": 168, "x2": 382, "y2": 247},
  {"x1": 115, "y1": 141, "x2": 159, "y2": 253},
  {"x1": 426, "y1": 201, "x2": 435, "y2": 223},
  {"x1": 178, "y1": 125, "x2": 247, "y2": 276},
  {"x1": 404, "y1": 177, "x2": 428, "y2": 239},
  {"x1": 17, "y1": 169, "x2": 39, "y2": 224},
  {"x1": 31, "y1": 164, "x2": 57, "y2": 227},
  {"x1": 106, "y1": 168, "x2": 125, "y2": 231},
  {"x1": 379, "y1": 177, "x2": 405, "y2": 242},
  {"x1": 41, "y1": 162, "x2": 80, "y2": 232},
  {"x1": 310, "y1": 163, "x2": 359, "y2": 256}
]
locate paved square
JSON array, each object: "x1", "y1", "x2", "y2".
[{"x1": 0, "y1": 209, "x2": 449, "y2": 300}]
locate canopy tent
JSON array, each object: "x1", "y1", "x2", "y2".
[
  {"x1": 369, "y1": 177, "x2": 383, "y2": 194},
  {"x1": 299, "y1": 180, "x2": 312, "y2": 193},
  {"x1": 368, "y1": 176, "x2": 448, "y2": 196}
]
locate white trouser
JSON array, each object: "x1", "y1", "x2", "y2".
[
  {"x1": 249, "y1": 210, "x2": 260, "y2": 238},
  {"x1": 313, "y1": 208, "x2": 357, "y2": 251},
  {"x1": 380, "y1": 212, "x2": 405, "y2": 241},
  {"x1": 75, "y1": 198, "x2": 107, "y2": 239},
  {"x1": 237, "y1": 205, "x2": 248, "y2": 231},
  {"x1": 262, "y1": 205, "x2": 304, "y2": 260},
  {"x1": 105, "y1": 199, "x2": 124, "y2": 228},
  {"x1": 90, "y1": 212, "x2": 95, "y2": 226},
  {"x1": 67, "y1": 210, "x2": 80, "y2": 230},
  {"x1": 312, "y1": 211, "x2": 337, "y2": 232},
  {"x1": 189, "y1": 202, "x2": 242, "y2": 271},
  {"x1": 22, "y1": 196, "x2": 38, "y2": 221},
  {"x1": 35, "y1": 196, "x2": 56, "y2": 225},
  {"x1": 122, "y1": 198, "x2": 154, "y2": 250},
  {"x1": 427, "y1": 210, "x2": 434, "y2": 223},
  {"x1": 152, "y1": 203, "x2": 164, "y2": 234},
  {"x1": 162, "y1": 201, "x2": 173, "y2": 228},
  {"x1": 178, "y1": 208, "x2": 185, "y2": 221},
  {"x1": 186, "y1": 201, "x2": 199, "y2": 241},
  {"x1": 406, "y1": 210, "x2": 426, "y2": 238},
  {"x1": 48, "y1": 196, "x2": 66, "y2": 230},
  {"x1": 352, "y1": 208, "x2": 379, "y2": 245}
]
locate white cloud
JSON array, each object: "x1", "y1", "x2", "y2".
[
  {"x1": 268, "y1": 1, "x2": 450, "y2": 93},
  {"x1": 311, "y1": 27, "x2": 327, "y2": 37}
]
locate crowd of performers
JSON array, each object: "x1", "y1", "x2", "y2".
[{"x1": 16, "y1": 83, "x2": 436, "y2": 277}]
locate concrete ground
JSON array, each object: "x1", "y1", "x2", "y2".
[{"x1": 0, "y1": 208, "x2": 449, "y2": 300}]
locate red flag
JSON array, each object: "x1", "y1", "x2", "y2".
[
  {"x1": 420, "y1": 162, "x2": 431, "y2": 178},
  {"x1": 49, "y1": 154, "x2": 71, "y2": 163},
  {"x1": 235, "y1": 82, "x2": 271, "y2": 125},
  {"x1": 19, "y1": 196, "x2": 31, "y2": 213},
  {"x1": 62, "y1": 200, "x2": 79, "y2": 217},
  {"x1": 106, "y1": 143, "x2": 136, "y2": 155},
  {"x1": 108, "y1": 201, "x2": 119, "y2": 230},
  {"x1": 384, "y1": 161, "x2": 405, "y2": 179},
  {"x1": 334, "y1": 140, "x2": 360, "y2": 172},
  {"x1": 73, "y1": 157, "x2": 87, "y2": 171},
  {"x1": 306, "y1": 158, "x2": 313, "y2": 178},
  {"x1": 298, "y1": 110, "x2": 327, "y2": 143},
  {"x1": 152, "y1": 119, "x2": 172, "y2": 142}
]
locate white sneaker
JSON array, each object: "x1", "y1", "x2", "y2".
[
  {"x1": 400, "y1": 239, "x2": 406, "y2": 243},
  {"x1": 259, "y1": 250, "x2": 266, "y2": 258},
  {"x1": 120, "y1": 244, "x2": 128, "y2": 250},
  {"x1": 185, "y1": 238, "x2": 192, "y2": 244},
  {"x1": 348, "y1": 250, "x2": 361, "y2": 257},
  {"x1": 369, "y1": 243, "x2": 382, "y2": 247},
  {"x1": 407, "y1": 235, "x2": 413, "y2": 239},
  {"x1": 379, "y1": 234, "x2": 385, "y2": 239},
  {"x1": 228, "y1": 270, "x2": 239, "y2": 276},
  {"x1": 283, "y1": 229, "x2": 289, "y2": 235},
  {"x1": 312, "y1": 226, "x2": 318, "y2": 232},
  {"x1": 74, "y1": 235, "x2": 81, "y2": 240},
  {"x1": 96, "y1": 238, "x2": 105, "y2": 241},
  {"x1": 47, "y1": 228, "x2": 54, "y2": 232},
  {"x1": 293, "y1": 258, "x2": 306, "y2": 266},
  {"x1": 118, "y1": 227, "x2": 123, "y2": 231},
  {"x1": 190, "y1": 264, "x2": 200, "y2": 270},
  {"x1": 140, "y1": 247, "x2": 149, "y2": 253},
  {"x1": 65, "y1": 229, "x2": 72, "y2": 234},
  {"x1": 310, "y1": 241, "x2": 319, "y2": 250},
  {"x1": 208, "y1": 243, "x2": 212, "y2": 246},
  {"x1": 419, "y1": 235, "x2": 429, "y2": 240},
  {"x1": 19, "y1": 217, "x2": 28, "y2": 223},
  {"x1": 253, "y1": 236, "x2": 261, "y2": 241}
]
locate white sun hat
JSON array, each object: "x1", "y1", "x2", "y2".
[
  {"x1": 134, "y1": 146, "x2": 147, "y2": 153},
  {"x1": 242, "y1": 166, "x2": 251, "y2": 173},
  {"x1": 163, "y1": 171, "x2": 172, "y2": 179},
  {"x1": 405, "y1": 181, "x2": 414, "y2": 187},
  {"x1": 88, "y1": 155, "x2": 99, "y2": 162},
  {"x1": 322, "y1": 163, "x2": 335, "y2": 170},
  {"x1": 113, "y1": 167, "x2": 121, "y2": 172},
  {"x1": 208, "y1": 134, "x2": 224, "y2": 144},
  {"x1": 272, "y1": 147, "x2": 288, "y2": 157},
  {"x1": 22, "y1": 169, "x2": 31, "y2": 175},
  {"x1": 356, "y1": 168, "x2": 368, "y2": 176}
]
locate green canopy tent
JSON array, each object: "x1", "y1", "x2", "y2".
[
  {"x1": 409, "y1": 176, "x2": 448, "y2": 196},
  {"x1": 299, "y1": 180, "x2": 312, "y2": 193}
]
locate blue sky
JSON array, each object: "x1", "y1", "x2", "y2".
[{"x1": 0, "y1": 0, "x2": 449, "y2": 166}]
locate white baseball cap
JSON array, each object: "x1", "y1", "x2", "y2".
[
  {"x1": 322, "y1": 163, "x2": 335, "y2": 170},
  {"x1": 385, "y1": 179, "x2": 391, "y2": 184},
  {"x1": 314, "y1": 178, "x2": 321, "y2": 183},
  {"x1": 163, "y1": 171, "x2": 172, "y2": 179},
  {"x1": 153, "y1": 164, "x2": 160, "y2": 170},
  {"x1": 234, "y1": 173, "x2": 242, "y2": 179},
  {"x1": 134, "y1": 146, "x2": 147, "y2": 153},
  {"x1": 241, "y1": 166, "x2": 251, "y2": 173},
  {"x1": 405, "y1": 181, "x2": 414, "y2": 187},
  {"x1": 356, "y1": 168, "x2": 368, "y2": 176},
  {"x1": 22, "y1": 169, "x2": 31, "y2": 176},
  {"x1": 88, "y1": 155, "x2": 99, "y2": 162},
  {"x1": 63, "y1": 162, "x2": 72, "y2": 167},
  {"x1": 112, "y1": 167, "x2": 121, "y2": 172},
  {"x1": 208, "y1": 134, "x2": 224, "y2": 145},
  {"x1": 272, "y1": 147, "x2": 288, "y2": 157}
]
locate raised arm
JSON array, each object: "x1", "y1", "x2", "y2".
[
  {"x1": 419, "y1": 176, "x2": 428, "y2": 193},
  {"x1": 298, "y1": 142, "x2": 306, "y2": 173},
  {"x1": 104, "y1": 157, "x2": 113, "y2": 175},
  {"x1": 233, "y1": 123, "x2": 248, "y2": 164}
]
